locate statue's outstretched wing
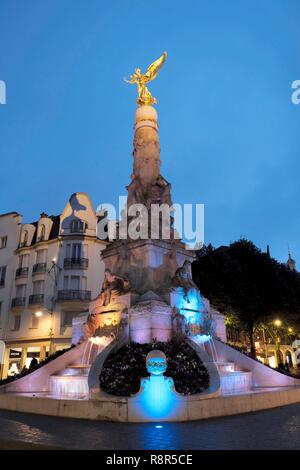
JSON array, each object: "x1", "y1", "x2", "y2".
[{"x1": 144, "y1": 52, "x2": 167, "y2": 82}]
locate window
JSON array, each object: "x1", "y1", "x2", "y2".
[
  {"x1": 70, "y1": 220, "x2": 87, "y2": 233},
  {"x1": 0, "y1": 236, "x2": 7, "y2": 249},
  {"x1": 13, "y1": 315, "x2": 21, "y2": 331},
  {"x1": 70, "y1": 276, "x2": 80, "y2": 290},
  {"x1": 16, "y1": 284, "x2": 26, "y2": 298},
  {"x1": 20, "y1": 230, "x2": 28, "y2": 247},
  {"x1": 36, "y1": 249, "x2": 47, "y2": 263},
  {"x1": 72, "y1": 243, "x2": 82, "y2": 259},
  {"x1": 0, "y1": 266, "x2": 6, "y2": 287},
  {"x1": 31, "y1": 313, "x2": 39, "y2": 329},
  {"x1": 63, "y1": 275, "x2": 84, "y2": 290},
  {"x1": 62, "y1": 311, "x2": 77, "y2": 327},
  {"x1": 33, "y1": 280, "x2": 44, "y2": 295},
  {"x1": 66, "y1": 243, "x2": 82, "y2": 259},
  {"x1": 63, "y1": 275, "x2": 69, "y2": 290},
  {"x1": 37, "y1": 224, "x2": 45, "y2": 242},
  {"x1": 18, "y1": 254, "x2": 29, "y2": 268}
]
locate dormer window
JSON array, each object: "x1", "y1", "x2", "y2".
[
  {"x1": 37, "y1": 224, "x2": 46, "y2": 242},
  {"x1": 70, "y1": 220, "x2": 87, "y2": 233},
  {"x1": 19, "y1": 230, "x2": 28, "y2": 247}
]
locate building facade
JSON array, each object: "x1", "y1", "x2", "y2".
[{"x1": 0, "y1": 193, "x2": 106, "y2": 379}]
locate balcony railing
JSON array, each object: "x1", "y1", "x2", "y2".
[
  {"x1": 11, "y1": 297, "x2": 26, "y2": 308},
  {"x1": 15, "y1": 267, "x2": 29, "y2": 278},
  {"x1": 28, "y1": 294, "x2": 44, "y2": 305},
  {"x1": 57, "y1": 290, "x2": 91, "y2": 301},
  {"x1": 32, "y1": 263, "x2": 47, "y2": 274},
  {"x1": 63, "y1": 258, "x2": 89, "y2": 269}
]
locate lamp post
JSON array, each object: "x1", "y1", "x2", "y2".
[
  {"x1": 49, "y1": 257, "x2": 61, "y2": 353},
  {"x1": 34, "y1": 307, "x2": 54, "y2": 354},
  {"x1": 262, "y1": 328, "x2": 268, "y2": 364},
  {"x1": 273, "y1": 319, "x2": 282, "y2": 367}
]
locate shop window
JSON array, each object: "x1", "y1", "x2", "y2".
[{"x1": 7, "y1": 348, "x2": 22, "y2": 376}]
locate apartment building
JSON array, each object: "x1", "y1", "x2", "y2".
[{"x1": 0, "y1": 192, "x2": 106, "y2": 378}]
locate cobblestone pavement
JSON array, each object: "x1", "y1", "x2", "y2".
[{"x1": 0, "y1": 403, "x2": 300, "y2": 450}]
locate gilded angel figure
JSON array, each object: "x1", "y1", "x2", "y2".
[{"x1": 125, "y1": 52, "x2": 167, "y2": 106}]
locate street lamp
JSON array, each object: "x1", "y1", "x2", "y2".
[
  {"x1": 34, "y1": 308, "x2": 54, "y2": 353},
  {"x1": 272, "y1": 319, "x2": 283, "y2": 367}
]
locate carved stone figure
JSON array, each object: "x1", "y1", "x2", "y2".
[
  {"x1": 127, "y1": 175, "x2": 172, "y2": 210},
  {"x1": 82, "y1": 313, "x2": 98, "y2": 340},
  {"x1": 173, "y1": 260, "x2": 197, "y2": 300},
  {"x1": 97, "y1": 269, "x2": 130, "y2": 307}
]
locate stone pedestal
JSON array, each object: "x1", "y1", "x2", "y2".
[
  {"x1": 101, "y1": 238, "x2": 194, "y2": 296},
  {"x1": 129, "y1": 300, "x2": 173, "y2": 343}
]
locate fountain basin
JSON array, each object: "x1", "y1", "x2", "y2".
[
  {"x1": 49, "y1": 375, "x2": 89, "y2": 397},
  {"x1": 220, "y1": 371, "x2": 252, "y2": 395}
]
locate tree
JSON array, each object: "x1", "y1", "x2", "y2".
[{"x1": 192, "y1": 239, "x2": 300, "y2": 357}]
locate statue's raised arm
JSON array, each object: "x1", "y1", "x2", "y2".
[{"x1": 125, "y1": 52, "x2": 167, "y2": 106}]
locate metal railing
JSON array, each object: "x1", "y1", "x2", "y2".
[
  {"x1": 15, "y1": 267, "x2": 29, "y2": 278},
  {"x1": 32, "y1": 263, "x2": 47, "y2": 274},
  {"x1": 11, "y1": 297, "x2": 26, "y2": 308},
  {"x1": 63, "y1": 258, "x2": 89, "y2": 269},
  {"x1": 28, "y1": 294, "x2": 44, "y2": 305},
  {"x1": 57, "y1": 290, "x2": 91, "y2": 301}
]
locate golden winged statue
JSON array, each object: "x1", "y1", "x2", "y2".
[{"x1": 125, "y1": 52, "x2": 167, "y2": 106}]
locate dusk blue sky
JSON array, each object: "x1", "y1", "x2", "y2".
[{"x1": 0, "y1": 0, "x2": 299, "y2": 265}]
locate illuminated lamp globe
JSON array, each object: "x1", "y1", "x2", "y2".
[{"x1": 146, "y1": 350, "x2": 167, "y2": 376}]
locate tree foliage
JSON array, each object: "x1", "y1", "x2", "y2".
[{"x1": 192, "y1": 239, "x2": 300, "y2": 355}]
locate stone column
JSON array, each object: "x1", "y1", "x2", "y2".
[
  {"x1": 20, "y1": 347, "x2": 27, "y2": 370},
  {"x1": 132, "y1": 105, "x2": 160, "y2": 186},
  {"x1": 1, "y1": 347, "x2": 10, "y2": 379},
  {"x1": 40, "y1": 345, "x2": 46, "y2": 361},
  {"x1": 126, "y1": 105, "x2": 173, "y2": 235}
]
